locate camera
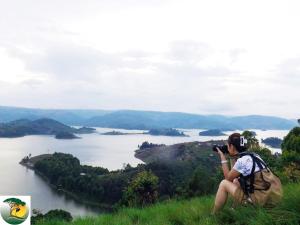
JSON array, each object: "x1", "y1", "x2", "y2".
[{"x1": 212, "y1": 144, "x2": 229, "y2": 154}]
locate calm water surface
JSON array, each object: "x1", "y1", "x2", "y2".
[{"x1": 0, "y1": 127, "x2": 289, "y2": 216}]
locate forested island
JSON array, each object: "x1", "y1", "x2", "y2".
[
  {"x1": 199, "y1": 129, "x2": 226, "y2": 136},
  {"x1": 145, "y1": 128, "x2": 187, "y2": 136},
  {"x1": 101, "y1": 130, "x2": 130, "y2": 135},
  {"x1": 262, "y1": 137, "x2": 283, "y2": 148},
  {"x1": 0, "y1": 118, "x2": 95, "y2": 138},
  {"x1": 55, "y1": 132, "x2": 80, "y2": 139}
]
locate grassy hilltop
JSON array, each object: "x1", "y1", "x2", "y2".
[
  {"x1": 33, "y1": 127, "x2": 300, "y2": 225},
  {"x1": 36, "y1": 182, "x2": 300, "y2": 225}
]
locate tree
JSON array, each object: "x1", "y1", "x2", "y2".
[
  {"x1": 186, "y1": 165, "x2": 217, "y2": 197},
  {"x1": 122, "y1": 171, "x2": 159, "y2": 207},
  {"x1": 282, "y1": 127, "x2": 300, "y2": 154},
  {"x1": 242, "y1": 130, "x2": 259, "y2": 149},
  {"x1": 280, "y1": 127, "x2": 300, "y2": 182},
  {"x1": 283, "y1": 163, "x2": 300, "y2": 183},
  {"x1": 31, "y1": 209, "x2": 72, "y2": 224}
]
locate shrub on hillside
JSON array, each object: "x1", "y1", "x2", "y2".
[
  {"x1": 186, "y1": 165, "x2": 220, "y2": 197},
  {"x1": 122, "y1": 171, "x2": 159, "y2": 207}
]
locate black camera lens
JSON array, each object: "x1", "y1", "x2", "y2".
[{"x1": 212, "y1": 144, "x2": 229, "y2": 154}]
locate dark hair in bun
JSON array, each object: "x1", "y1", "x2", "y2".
[{"x1": 228, "y1": 133, "x2": 247, "y2": 153}]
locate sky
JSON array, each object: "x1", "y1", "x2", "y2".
[{"x1": 0, "y1": 0, "x2": 299, "y2": 118}]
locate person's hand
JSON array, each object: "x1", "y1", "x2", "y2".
[{"x1": 216, "y1": 147, "x2": 226, "y2": 161}]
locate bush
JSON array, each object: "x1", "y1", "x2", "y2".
[
  {"x1": 122, "y1": 171, "x2": 159, "y2": 207},
  {"x1": 31, "y1": 209, "x2": 72, "y2": 224},
  {"x1": 281, "y1": 127, "x2": 300, "y2": 154},
  {"x1": 186, "y1": 165, "x2": 220, "y2": 197}
]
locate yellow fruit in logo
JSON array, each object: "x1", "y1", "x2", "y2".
[{"x1": 11, "y1": 204, "x2": 27, "y2": 219}]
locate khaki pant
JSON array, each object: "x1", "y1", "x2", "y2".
[{"x1": 233, "y1": 169, "x2": 282, "y2": 207}]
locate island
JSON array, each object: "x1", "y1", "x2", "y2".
[
  {"x1": 145, "y1": 128, "x2": 187, "y2": 137},
  {"x1": 101, "y1": 130, "x2": 128, "y2": 135},
  {"x1": 0, "y1": 118, "x2": 96, "y2": 138},
  {"x1": 261, "y1": 137, "x2": 283, "y2": 148},
  {"x1": 55, "y1": 132, "x2": 80, "y2": 139},
  {"x1": 199, "y1": 129, "x2": 226, "y2": 136}
]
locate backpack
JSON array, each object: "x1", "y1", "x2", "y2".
[{"x1": 236, "y1": 152, "x2": 282, "y2": 206}]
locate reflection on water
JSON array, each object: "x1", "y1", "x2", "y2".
[{"x1": 0, "y1": 128, "x2": 289, "y2": 216}]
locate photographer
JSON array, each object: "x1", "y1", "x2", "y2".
[{"x1": 212, "y1": 133, "x2": 282, "y2": 213}]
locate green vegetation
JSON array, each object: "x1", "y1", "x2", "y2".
[
  {"x1": 147, "y1": 128, "x2": 187, "y2": 136},
  {"x1": 282, "y1": 127, "x2": 300, "y2": 153},
  {"x1": 281, "y1": 127, "x2": 300, "y2": 182},
  {"x1": 32, "y1": 209, "x2": 72, "y2": 224},
  {"x1": 33, "y1": 153, "x2": 113, "y2": 205},
  {"x1": 138, "y1": 141, "x2": 166, "y2": 150},
  {"x1": 241, "y1": 130, "x2": 259, "y2": 149},
  {"x1": 55, "y1": 132, "x2": 80, "y2": 139},
  {"x1": 199, "y1": 129, "x2": 226, "y2": 136},
  {"x1": 262, "y1": 137, "x2": 283, "y2": 148},
  {"x1": 35, "y1": 182, "x2": 300, "y2": 225},
  {"x1": 0, "y1": 118, "x2": 95, "y2": 138},
  {"x1": 26, "y1": 141, "x2": 221, "y2": 209},
  {"x1": 101, "y1": 131, "x2": 128, "y2": 135},
  {"x1": 33, "y1": 127, "x2": 300, "y2": 224},
  {"x1": 122, "y1": 171, "x2": 159, "y2": 207}
]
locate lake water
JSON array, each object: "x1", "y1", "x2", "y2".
[{"x1": 0, "y1": 128, "x2": 289, "y2": 217}]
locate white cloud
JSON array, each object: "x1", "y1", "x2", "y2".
[{"x1": 0, "y1": 0, "x2": 299, "y2": 118}]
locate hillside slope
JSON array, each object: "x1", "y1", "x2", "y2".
[
  {"x1": 36, "y1": 182, "x2": 300, "y2": 225},
  {"x1": 0, "y1": 118, "x2": 95, "y2": 137}
]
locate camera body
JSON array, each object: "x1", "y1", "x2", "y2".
[{"x1": 212, "y1": 144, "x2": 229, "y2": 154}]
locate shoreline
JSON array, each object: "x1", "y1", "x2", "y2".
[{"x1": 20, "y1": 158, "x2": 114, "y2": 213}]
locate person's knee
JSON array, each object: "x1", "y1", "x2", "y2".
[
  {"x1": 233, "y1": 178, "x2": 240, "y2": 186},
  {"x1": 219, "y1": 179, "x2": 236, "y2": 193},
  {"x1": 219, "y1": 179, "x2": 228, "y2": 189}
]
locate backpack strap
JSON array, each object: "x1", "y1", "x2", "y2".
[{"x1": 238, "y1": 152, "x2": 271, "y2": 195}]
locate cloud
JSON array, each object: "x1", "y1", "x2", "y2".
[
  {"x1": 20, "y1": 79, "x2": 44, "y2": 88},
  {"x1": 276, "y1": 57, "x2": 300, "y2": 83},
  {"x1": 166, "y1": 40, "x2": 213, "y2": 63},
  {"x1": 229, "y1": 48, "x2": 247, "y2": 64},
  {"x1": 0, "y1": 0, "x2": 299, "y2": 118}
]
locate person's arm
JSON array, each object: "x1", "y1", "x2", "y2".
[
  {"x1": 217, "y1": 149, "x2": 240, "y2": 182},
  {"x1": 230, "y1": 158, "x2": 237, "y2": 169}
]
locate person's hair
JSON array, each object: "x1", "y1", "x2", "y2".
[{"x1": 228, "y1": 133, "x2": 247, "y2": 153}]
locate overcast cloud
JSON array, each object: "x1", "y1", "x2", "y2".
[{"x1": 0, "y1": 0, "x2": 299, "y2": 118}]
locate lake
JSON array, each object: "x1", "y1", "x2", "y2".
[{"x1": 0, "y1": 128, "x2": 289, "y2": 217}]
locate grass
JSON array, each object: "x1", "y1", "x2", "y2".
[{"x1": 36, "y1": 183, "x2": 300, "y2": 225}]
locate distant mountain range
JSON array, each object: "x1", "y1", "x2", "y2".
[{"x1": 0, "y1": 106, "x2": 297, "y2": 130}]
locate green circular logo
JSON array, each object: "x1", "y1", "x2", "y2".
[{"x1": 0, "y1": 198, "x2": 29, "y2": 224}]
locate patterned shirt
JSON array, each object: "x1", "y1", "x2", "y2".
[{"x1": 233, "y1": 154, "x2": 266, "y2": 176}]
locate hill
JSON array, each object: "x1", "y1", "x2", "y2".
[
  {"x1": 35, "y1": 182, "x2": 300, "y2": 225},
  {"x1": 0, "y1": 118, "x2": 95, "y2": 138},
  {"x1": 0, "y1": 106, "x2": 296, "y2": 130},
  {"x1": 85, "y1": 110, "x2": 296, "y2": 130},
  {"x1": 0, "y1": 106, "x2": 111, "y2": 125}
]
